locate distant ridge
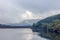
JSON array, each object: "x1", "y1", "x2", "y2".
[
  {"x1": 10, "y1": 19, "x2": 40, "y2": 26},
  {"x1": 37, "y1": 14, "x2": 60, "y2": 23}
]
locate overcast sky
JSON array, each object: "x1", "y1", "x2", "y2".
[{"x1": 0, "y1": 0, "x2": 60, "y2": 24}]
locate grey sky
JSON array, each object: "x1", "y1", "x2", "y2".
[{"x1": 0, "y1": 0, "x2": 60, "y2": 24}]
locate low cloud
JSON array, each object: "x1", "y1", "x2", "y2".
[{"x1": 0, "y1": 0, "x2": 60, "y2": 24}]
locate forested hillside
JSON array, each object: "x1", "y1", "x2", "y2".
[{"x1": 32, "y1": 14, "x2": 60, "y2": 40}]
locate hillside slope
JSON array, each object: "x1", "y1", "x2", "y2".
[{"x1": 32, "y1": 14, "x2": 60, "y2": 40}]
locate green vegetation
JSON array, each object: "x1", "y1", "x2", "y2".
[{"x1": 33, "y1": 19, "x2": 60, "y2": 40}]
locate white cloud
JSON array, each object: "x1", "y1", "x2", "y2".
[
  {"x1": 0, "y1": 0, "x2": 26, "y2": 24},
  {"x1": 0, "y1": 0, "x2": 60, "y2": 24}
]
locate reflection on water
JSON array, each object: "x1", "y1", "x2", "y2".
[
  {"x1": 0, "y1": 28, "x2": 48, "y2": 40},
  {"x1": 32, "y1": 32, "x2": 49, "y2": 40}
]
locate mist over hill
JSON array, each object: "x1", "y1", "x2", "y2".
[
  {"x1": 0, "y1": 19, "x2": 39, "y2": 28},
  {"x1": 10, "y1": 19, "x2": 39, "y2": 26}
]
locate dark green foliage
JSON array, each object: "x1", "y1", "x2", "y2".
[{"x1": 32, "y1": 14, "x2": 60, "y2": 40}]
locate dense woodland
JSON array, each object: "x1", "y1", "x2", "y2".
[{"x1": 32, "y1": 14, "x2": 60, "y2": 40}]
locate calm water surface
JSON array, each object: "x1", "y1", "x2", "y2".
[{"x1": 0, "y1": 28, "x2": 49, "y2": 40}]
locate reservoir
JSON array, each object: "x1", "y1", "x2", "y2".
[{"x1": 0, "y1": 28, "x2": 49, "y2": 40}]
